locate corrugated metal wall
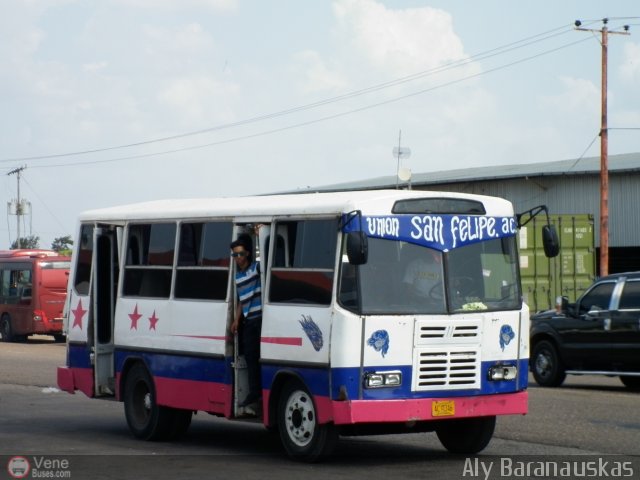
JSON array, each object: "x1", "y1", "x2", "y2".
[{"x1": 418, "y1": 171, "x2": 639, "y2": 248}]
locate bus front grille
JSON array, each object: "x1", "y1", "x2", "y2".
[
  {"x1": 412, "y1": 347, "x2": 481, "y2": 391},
  {"x1": 414, "y1": 319, "x2": 481, "y2": 345}
]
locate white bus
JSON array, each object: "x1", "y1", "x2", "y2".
[{"x1": 57, "y1": 190, "x2": 558, "y2": 461}]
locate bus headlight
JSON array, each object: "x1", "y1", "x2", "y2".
[
  {"x1": 364, "y1": 371, "x2": 402, "y2": 388},
  {"x1": 488, "y1": 364, "x2": 517, "y2": 381}
]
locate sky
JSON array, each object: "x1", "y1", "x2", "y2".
[{"x1": 1, "y1": 0, "x2": 639, "y2": 250}]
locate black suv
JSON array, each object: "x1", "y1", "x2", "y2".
[{"x1": 530, "y1": 272, "x2": 640, "y2": 390}]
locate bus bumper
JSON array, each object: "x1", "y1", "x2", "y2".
[
  {"x1": 57, "y1": 366, "x2": 94, "y2": 397},
  {"x1": 330, "y1": 391, "x2": 527, "y2": 425}
]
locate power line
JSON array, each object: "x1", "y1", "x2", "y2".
[
  {"x1": 21, "y1": 176, "x2": 69, "y2": 235},
  {"x1": 32, "y1": 34, "x2": 595, "y2": 170},
  {"x1": 567, "y1": 132, "x2": 600, "y2": 172},
  {"x1": 1, "y1": 22, "x2": 584, "y2": 165}
]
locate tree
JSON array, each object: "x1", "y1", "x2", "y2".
[
  {"x1": 51, "y1": 235, "x2": 73, "y2": 255},
  {"x1": 11, "y1": 235, "x2": 40, "y2": 249}
]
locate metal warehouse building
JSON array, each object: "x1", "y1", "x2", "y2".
[{"x1": 313, "y1": 151, "x2": 640, "y2": 279}]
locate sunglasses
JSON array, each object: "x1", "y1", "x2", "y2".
[{"x1": 231, "y1": 251, "x2": 249, "y2": 258}]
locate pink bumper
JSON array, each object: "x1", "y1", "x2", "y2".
[
  {"x1": 330, "y1": 391, "x2": 528, "y2": 425},
  {"x1": 57, "y1": 366, "x2": 94, "y2": 398}
]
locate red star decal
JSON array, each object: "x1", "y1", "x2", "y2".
[
  {"x1": 129, "y1": 304, "x2": 142, "y2": 330},
  {"x1": 148, "y1": 310, "x2": 159, "y2": 331},
  {"x1": 71, "y1": 299, "x2": 87, "y2": 330}
]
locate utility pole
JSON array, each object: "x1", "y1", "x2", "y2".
[
  {"x1": 7, "y1": 165, "x2": 27, "y2": 249},
  {"x1": 575, "y1": 19, "x2": 630, "y2": 276}
]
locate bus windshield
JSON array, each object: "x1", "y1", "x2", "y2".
[
  {"x1": 340, "y1": 236, "x2": 521, "y2": 315},
  {"x1": 40, "y1": 261, "x2": 72, "y2": 289}
]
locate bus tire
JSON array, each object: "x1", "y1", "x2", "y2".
[
  {"x1": 436, "y1": 416, "x2": 496, "y2": 454},
  {"x1": 277, "y1": 380, "x2": 337, "y2": 462},
  {"x1": 123, "y1": 363, "x2": 174, "y2": 441},
  {"x1": 1, "y1": 314, "x2": 15, "y2": 343},
  {"x1": 532, "y1": 340, "x2": 566, "y2": 387}
]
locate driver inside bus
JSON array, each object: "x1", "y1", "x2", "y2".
[{"x1": 402, "y1": 248, "x2": 444, "y2": 305}]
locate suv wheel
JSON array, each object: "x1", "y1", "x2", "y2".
[
  {"x1": 620, "y1": 376, "x2": 640, "y2": 391},
  {"x1": 532, "y1": 340, "x2": 566, "y2": 387}
]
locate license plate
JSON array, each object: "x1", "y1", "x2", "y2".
[{"x1": 432, "y1": 400, "x2": 455, "y2": 417}]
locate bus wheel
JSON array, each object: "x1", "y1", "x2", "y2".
[
  {"x1": 1, "y1": 314, "x2": 15, "y2": 343},
  {"x1": 123, "y1": 363, "x2": 174, "y2": 441},
  {"x1": 277, "y1": 381, "x2": 337, "y2": 462},
  {"x1": 532, "y1": 340, "x2": 566, "y2": 387},
  {"x1": 436, "y1": 416, "x2": 496, "y2": 454}
]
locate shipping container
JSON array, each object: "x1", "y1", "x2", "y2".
[{"x1": 518, "y1": 214, "x2": 595, "y2": 313}]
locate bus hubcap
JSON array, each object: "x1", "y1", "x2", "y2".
[{"x1": 285, "y1": 390, "x2": 315, "y2": 447}]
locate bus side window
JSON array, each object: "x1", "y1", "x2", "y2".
[
  {"x1": 127, "y1": 237, "x2": 141, "y2": 265},
  {"x1": 178, "y1": 223, "x2": 198, "y2": 266},
  {"x1": 339, "y1": 262, "x2": 358, "y2": 308},
  {"x1": 264, "y1": 234, "x2": 286, "y2": 268},
  {"x1": 74, "y1": 224, "x2": 94, "y2": 296},
  {"x1": 269, "y1": 219, "x2": 338, "y2": 305},
  {"x1": 20, "y1": 282, "x2": 32, "y2": 305},
  {"x1": 174, "y1": 222, "x2": 232, "y2": 300},
  {"x1": 0, "y1": 270, "x2": 7, "y2": 297},
  {"x1": 123, "y1": 223, "x2": 176, "y2": 298}
]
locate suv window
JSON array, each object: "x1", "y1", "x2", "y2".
[
  {"x1": 619, "y1": 279, "x2": 640, "y2": 309},
  {"x1": 577, "y1": 282, "x2": 615, "y2": 314}
]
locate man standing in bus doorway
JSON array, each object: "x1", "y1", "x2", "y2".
[{"x1": 230, "y1": 232, "x2": 263, "y2": 413}]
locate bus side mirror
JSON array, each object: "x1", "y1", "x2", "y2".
[
  {"x1": 346, "y1": 231, "x2": 368, "y2": 265},
  {"x1": 542, "y1": 225, "x2": 559, "y2": 258}
]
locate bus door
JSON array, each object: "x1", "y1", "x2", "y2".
[
  {"x1": 92, "y1": 225, "x2": 121, "y2": 396},
  {"x1": 260, "y1": 219, "x2": 336, "y2": 372},
  {"x1": 230, "y1": 223, "x2": 267, "y2": 414},
  {"x1": 3, "y1": 262, "x2": 32, "y2": 338}
]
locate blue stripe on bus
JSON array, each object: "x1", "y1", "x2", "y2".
[
  {"x1": 67, "y1": 344, "x2": 528, "y2": 400},
  {"x1": 332, "y1": 358, "x2": 529, "y2": 400},
  {"x1": 114, "y1": 349, "x2": 230, "y2": 384},
  {"x1": 68, "y1": 343, "x2": 92, "y2": 369},
  {"x1": 261, "y1": 364, "x2": 331, "y2": 397}
]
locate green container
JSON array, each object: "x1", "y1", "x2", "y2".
[{"x1": 518, "y1": 214, "x2": 595, "y2": 313}]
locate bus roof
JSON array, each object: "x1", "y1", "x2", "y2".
[
  {"x1": 78, "y1": 189, "x2": 515, "y2": 222},
  {"x1": 0, "y1": 249, "x2": 69, "y2": 260}
]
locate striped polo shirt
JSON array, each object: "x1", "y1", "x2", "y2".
[{"x1": 235, "y1": 261, "x2": 262, "y2": 321}]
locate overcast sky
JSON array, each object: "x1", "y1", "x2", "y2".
[{"x1": 1, "y1": 0, "x2": 639, "y2": 249}]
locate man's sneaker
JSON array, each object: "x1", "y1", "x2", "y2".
[{"x1": 242, "y1": 403, "x2": 259, "y2": 416}]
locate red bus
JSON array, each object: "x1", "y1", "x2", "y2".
[{"x1": 0, "y1": 250, "x2": 70, "y2": 342}]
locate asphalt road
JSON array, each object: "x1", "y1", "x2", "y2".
[{"x1": 1, "y1": 337, "x2": 639, "y2": 480}]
